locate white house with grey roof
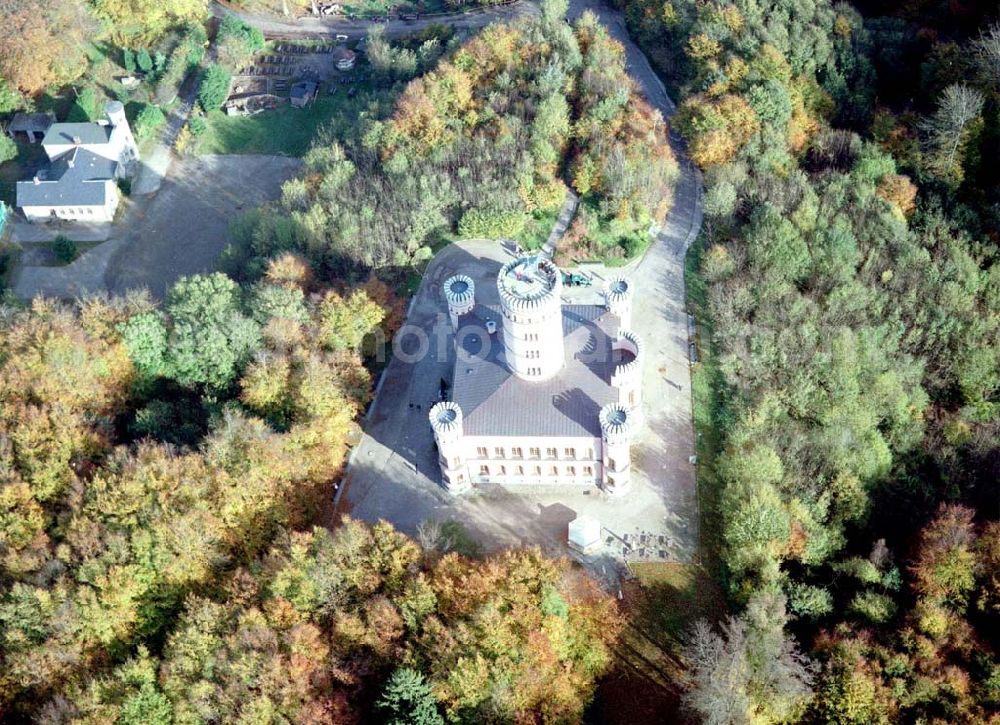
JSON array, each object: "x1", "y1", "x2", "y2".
[
  {"x1": 428, "y1": 256, "x2": 643, "y2": 496},
  {"x1": 16, "y1": 101, "x2": 139, "y2": 223}
]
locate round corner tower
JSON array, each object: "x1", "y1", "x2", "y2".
[
  {"x1": 104, "y1": 100, "x2": 139, "y2": 165},
  {"x1": 611, "y1": 329, "x2": 644, "y2": 427},
  {"x1": 599, "y1": 403, "x2": 635, "y2": 496},
  {"x1": 604, "y1": 276, "x2": 633, "y2": 330},
  {"x1": 497, "y1": 256, "x2": 564, "y2": 381},
  {"x1": 429, "y1": 401, "x2": 470, "y2": 494},
  {"x1": 443, "y1": 274, "x2": 475, "y2": 330}
]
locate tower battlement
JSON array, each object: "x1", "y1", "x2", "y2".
[
  {"x1": 497, "y1": 256, "x2": 564, "y2": 381},
  {"x1": 604, "y1": 275, "x2": 633, "y2": 329},
  {"x1": 443, "y1": 275, "x2": 475, "y2": 328}
]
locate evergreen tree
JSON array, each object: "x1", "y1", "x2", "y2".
[{"x1": 378, "y1": 668, "x2": 444, "y2": 725}]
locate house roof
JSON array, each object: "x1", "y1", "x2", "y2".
[
  {"x1": 290, "y1": 81, "x2": 318, "y2": 100},
  {"x1": 451, "y1": 304, "x2": 622, "y2": 438},
  {"x1": 42, "y1": 121, "x2": 112, "y2": 147},
  {"x1": 17, "y1": 147, "x2": 117, "y2": 208},
  {"x1": 8, "y1": 112, "x2": 54, "y2": 134}
]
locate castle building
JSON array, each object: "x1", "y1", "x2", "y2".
[{"x1": 429, "y1": 256, "x2": 642, "y2": 495}]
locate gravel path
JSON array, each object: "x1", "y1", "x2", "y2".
[{"x1": 211, "y1": 0, "x2": 538, "y2": 39}]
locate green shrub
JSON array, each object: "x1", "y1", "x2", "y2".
[
  {"x1": 52, "y1": 236, "x2": 78, "y2": 264},
  {"x1": 0, "y1": 79, "x2": 23, "y2": 114},
  {"x1": 123, "y1": 47, "x2": 136, "y2": 72},
  {"x1": 458, "y1": 207, "x2": 528, "y2": 239},
  {"x1": 848, "y1": 591, "x2": 897, "y2": 624},
  {"x1": 134, "y1": 104, "x2": 166, "y2": 140},
  {"x1": 188, "y1": 115, "x2": 208, "y2": 137},
  {"x1": 198, "y1": 65, "x2": 231, "y2": 112},
  {"x1": 0, "y1": 135, "x2": 17, "y2": 164},
  {"x1": 217, "y1": 15, "x2": 265, "y2": 71},
  {"x1": 136, "y1": 47, "x2": 153, "y2": 73},
  {"x1": 118, "y1": 177, "x2": 132, "y2": 196},
  {"x1": 620, "y1": 233, "x2": 645, "y2": 258},
  {"x1": 68, "y1": 87, "x2": 98, "y2": 122},
  {"x1": 786, "y1": 581, "x2": 834, "y2": 618}
]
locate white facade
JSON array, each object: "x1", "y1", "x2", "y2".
[
  {"x1": 42, "y1": 102, "x2": 139, "y2": 168},
  {"x1": 20, "y1": 181, "x2": 119, "y2": 223},
  {"x1": 430, "y1": 256, "x2": 643, "y2": 495},
  {"x1": 497, "y1": 256, "x2": 565, "y2": 381}
]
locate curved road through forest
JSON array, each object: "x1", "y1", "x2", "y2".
[{"x1": 226, "y1": 0, "x2": 705, "y2": 562}]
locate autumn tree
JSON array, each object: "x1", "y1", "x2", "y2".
[
  {"x1": 911, "y1": 504, "x2": 977, "y2": 608},
  {"x1": 0, "y1": 0, "x2": 90, "y2": 92},
  {"x1": 87, "y1": 0, "x2": 207, "y2": 42}
]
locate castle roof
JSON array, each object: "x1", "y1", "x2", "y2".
[{"x1": 450, "y1": 303, "x2": 623, "y2": 438}]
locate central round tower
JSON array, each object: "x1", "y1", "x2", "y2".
[{"x1": 497, "y1": 255, "x2": 564, "y2": 381}]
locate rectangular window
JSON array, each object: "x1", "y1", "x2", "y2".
[
  {"x1": 546, "y1": 447, "x2": 557, "y2": 459},
  {"x1": 586, "y1": 448, "x2": 594, "y2": 459},
  {"x1": 476, "y1": 446, "x2": 488, "y2": 457},
  {"x1": 549, "y1": 466, "x2": 558, "y2": 476},
  {"x1": 479, "y1": 465, "x2": 489, "y2": 476},
  {"x1": 564, "y1": 447, "x2": 575, "y2": 459},
  {"x1": 583, "y1": 465, "x2": 593, "y2": 476},
  {"x1": 533, "y1": 465, "x2": 542, "y2": 476},
  {"x1": 494, "y1": 447, "x2": 505, "y2": 458},
  {"x1": 512, "y1": 447, "x2": 523, "y2": 458},
  {"x1": 567, "y1": 465, "x2": 576, "y2": 476},
  {"x1": 516, "y1": 465, "x2": 524, "y2": 475},
  {"x1": 499, "y1": 465, "x2": 507, "y2": 475},
  {"x1": 529, "y1": 447, "x2": 540, "y2": 459}
]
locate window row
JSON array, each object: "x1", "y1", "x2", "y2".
[
  {"x1": 477, "y1": 464, "x2": 595, "y2": 478},
  {"x1": 474, "y1": 446, "x2": 594, "y2": 460}
]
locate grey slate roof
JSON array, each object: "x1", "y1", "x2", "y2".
[
  {"x1": 8, "y1": 112, "x2": 54, "y2": 134},
  {"x1": 451, "y1": 304, "x2": 621, "y2": 438},
  {"x1": 42, "y1": 122, "x2": 112, "y2": 147},
  {"x1": 290, "y1": 81, "x2": 318, "y2": 100},
  {"x1": 17, "y1": 147, "x2": 117, "y2": 208}
]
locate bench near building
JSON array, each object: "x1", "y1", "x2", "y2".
[
  {"x1": 16, "y1": 101, "x2": 139, "y2": 223},
  {"x1": 429, "y1": 256, "x2": 643, "y2": 496}
]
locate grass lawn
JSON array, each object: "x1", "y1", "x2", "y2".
[
  {"x1": 590, "y1": 562, "x2": 725, "y2": 724},
  {"x1": 684, "y1": 233, "x2": 727, "y2": 579},
  {"x1": 197, "y1": 84, "x2": 384, "y2": 156}
]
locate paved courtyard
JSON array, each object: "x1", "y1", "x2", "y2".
[{"x1": 14, "y1": 155, "x2": 301, "y2": 300}]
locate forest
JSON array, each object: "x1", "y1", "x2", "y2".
[
  {"x1": 4, "y1": 0, "x2": 1000, "y2": 721},
  {"x1": 0, "y1": 258, "x2": 618, "y2": 722},
  {"x1": 234, "y1": 1, "x2": 677, "y2": 276},
  {"x1": 618, "y1": 0, "x2": 1000, "y2": 720}
]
